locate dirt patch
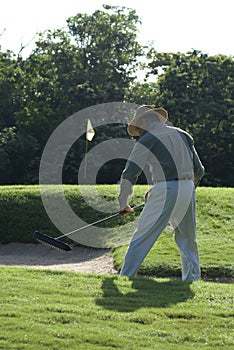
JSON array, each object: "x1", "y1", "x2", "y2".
[{"x1": 0, "y1": 243, "x2": 118, "y2": 275}]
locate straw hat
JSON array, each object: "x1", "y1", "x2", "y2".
[{"x1": 127, "y1": 105, "x2": 168, "y2": 136}]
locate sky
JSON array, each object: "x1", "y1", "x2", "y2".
[{"x1": 0, "y1": 0, "x2": 234, "y2": 58}]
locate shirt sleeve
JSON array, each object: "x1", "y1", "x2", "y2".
[
  {"x1": 183, "y1": 131, "x2": 205, "y2": 186},
  {"x1": 192, "y1": 145, "x2": 205, "y2": 186},
  {"x1": 118, "y1": 133, "x2": 153, "y2": 208}
]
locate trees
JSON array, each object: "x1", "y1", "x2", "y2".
[
  {"x1": 137, "y1": 50, "x2": 234, "y2": 186},
  {"x1": 0, "y1": 5, "x2": 233, "y2": 186},
  {"x1": 14, "y1": 5, "x2": 142, "y2": 138},
  {"x1": 0, "y1": 51, "x2": 23, "y2": 131},
  {"x1": 66, "y1": 5, "x2": 142, "y2": 103},
  {"x1": 0, "y1": 5, "x2": 143, "y2": 184}
]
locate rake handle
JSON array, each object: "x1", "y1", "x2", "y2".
[
  {"x1": 92, "y1": 203, "x2": 144, "y2": 225},
  {"x1": 56, "y1": 203, "x2": 144, "y2": 239}
]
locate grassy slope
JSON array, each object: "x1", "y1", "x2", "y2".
[
  {"x1": 1, "y1": 267, "x2": 233, "y2": 350},
  {"x1": 0, "y1": 185, "x2": 233, "y2": 278}
]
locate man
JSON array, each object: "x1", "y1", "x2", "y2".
[{"x1": 118, "y1": 105, "x2": 205, "y2": 280}]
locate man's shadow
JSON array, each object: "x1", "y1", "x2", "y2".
[{"x1": 96, "y1": 276, "x2": 195, "y2": 312}]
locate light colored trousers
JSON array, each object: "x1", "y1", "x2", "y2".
[{"x1": 120, "y1": 180, "x2": 201, "y2": 280}]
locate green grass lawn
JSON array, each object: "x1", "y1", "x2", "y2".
[{"x1": 1, "y1": 267, "x2": 233, "y2": 350}]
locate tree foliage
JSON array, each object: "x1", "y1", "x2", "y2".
[
  {"x1": 145, "y1": 50, "x2": 234, "y2": 185},
  {"x1": 0, "y1": 5, "x2": 142, "y2": 184},
  {"x1": 0, "y1": 6, "x2": 233, "y2": 186}
]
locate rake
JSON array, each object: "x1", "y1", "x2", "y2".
[{"x1": 34, "y1": 203, "x2": 144, "y2": 251}]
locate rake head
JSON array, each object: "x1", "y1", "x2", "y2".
[{"x1": 34, "y1": 231, "x2": 72, "y2": 251}]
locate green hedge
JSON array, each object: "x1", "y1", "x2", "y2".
[
  {"x1": 0, "y1": 185, "x2": 55, "y2": 243},
  {"x1": 0, "y1": 185, "x2": 145, "y2": 244}
]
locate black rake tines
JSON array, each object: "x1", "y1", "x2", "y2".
[{"x1": 34, "y1": 231, "x2": 72, "y2": 251}]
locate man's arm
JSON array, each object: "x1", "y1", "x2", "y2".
[
  {"x1": 118, "y1": 160, "x2": 143, "y2": 210},
  {"x1": 118, "y1": 136, "x2": 151, "y2": 211},
  {"x1": 183, "y1": 131, "x2": 205, "y2": 187},
  {"x1": 192, "y1": 145, "x2": 205, "y2": 187}
]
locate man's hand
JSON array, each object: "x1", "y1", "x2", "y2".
[{"x1": 119, "y1": 204, "x2": 134, "y2": 216}]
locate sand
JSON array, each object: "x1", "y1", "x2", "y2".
[{"x1": 0, "y1": 243, "x2": 117, "y2": 274}]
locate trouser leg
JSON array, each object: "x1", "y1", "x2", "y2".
[
  {"x1": 174, "y1": 193, "x2": 201, "y2": 281},
  {"x1": 120, "y1": 214, "x2": 171, "y2": 278},
  {"x1": 120, "y1": 182, "x2": 177, "y2": 278}
]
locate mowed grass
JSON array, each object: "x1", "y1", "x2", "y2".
[{"x1": 1, "y1": 267, "x2": 233, "y2": 350}]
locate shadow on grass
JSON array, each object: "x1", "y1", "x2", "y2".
[{"x1": 96, "y1": 276, "x2": 195, "y2": 312}]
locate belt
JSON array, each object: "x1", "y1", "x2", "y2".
[{"x1": 155, "y1": 177, "x2": 193, "y2": 183}]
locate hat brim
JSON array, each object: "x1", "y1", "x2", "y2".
[{"x1": 127, "y1": 108, "x2": 168, "y2": 136}]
